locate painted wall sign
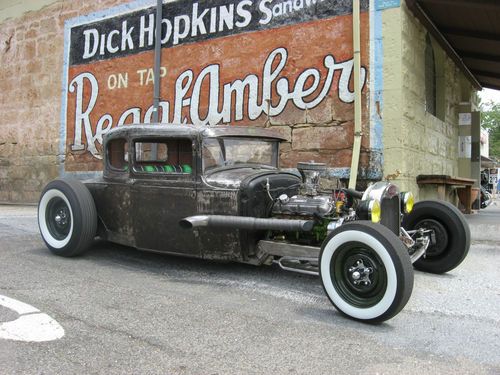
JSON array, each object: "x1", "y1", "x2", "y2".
[
  {"x1": 62, "y1": 0, "x2": 370, "y2": 173},
  {"x1": 459, "y1": 112, "x2": 472, "y2": 126}
]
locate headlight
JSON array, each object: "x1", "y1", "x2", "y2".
[
  {"x1": 400, "y1": 192, "x2": 414, "y2": 213},
  {"x1": 356, "y1": 199, "x2": 381, "y2": 223},
  {"x1": 370, "y1": 199, "x2": 381, "y2": 223}
]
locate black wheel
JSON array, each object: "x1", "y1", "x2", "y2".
[
  {"x1": 38, "y1": 178, "x2": 97, "y2": 257},
  {"x1": 402, "y1": 200, "x2": 470, "y2": 274},
  {"x1": 319, "y1": 221, "x2": 414, "y2": 323}
]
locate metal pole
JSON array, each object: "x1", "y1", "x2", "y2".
[
  {"x1": 152, "y1": 0, "x2": 162, "y2": 123},
  {"x1": 348, "y1": 0, "x2": 362, "y2": 189}
]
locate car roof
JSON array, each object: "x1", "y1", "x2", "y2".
[{"x1": 104, "y1": 124, "x2": 287, "y2": 141}]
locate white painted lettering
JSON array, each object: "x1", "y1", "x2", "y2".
[
  {"x1": 106, "y1": 30, "x2": 120, "y2": 54},
  {"x1": 161, "y1": 18, "x2": 172, "y2": 43},
  {"x1": 121, "y1": 20, "x2": 134, "y2": 51},
  {"x1": 192, "y1": 3, "x2": 209, "y2": 36},
  {"x1": 140, "y1": 14, "x2": 155, "y2": 47},
  {"x1": 173, "y1": 15, "x2": 190, "y2": 44},
  {"x1": 218, "y1": 4, "x2": 234, "y2": 32},
  {"x1": 69, "y1": 72, "x2": 98, "y2": 154},
  {"x1": 82, "y1": 29, "x2": 99, "y2": 59},
  {"x1": 259, "y1": 0, "x2": 273, "y2": 25}
]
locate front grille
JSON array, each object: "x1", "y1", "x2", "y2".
[{"x1": 381, "y1": 196, "x2": 401, "y2": 235}]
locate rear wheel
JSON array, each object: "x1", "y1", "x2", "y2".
[
  {"x1": 38, "y1": 179, "x2": 97, "y2": 257},
  {"x1": 319, "y1": 221, "x2": 413, "y2": 323},
  {"x1": 402, "y1": 200, "x2": 470, "y2": 274}
]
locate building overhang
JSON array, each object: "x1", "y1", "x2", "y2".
[
  {"x1": 406, "y1": 0, "x2": 500, "y2": 91},
  {"x1": 481, "y1": 155, "x2": 498, "y2": 169}
]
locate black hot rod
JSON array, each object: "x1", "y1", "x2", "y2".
[{"x1": 38, "y1": 125, "x2": 470, "y2": 323}]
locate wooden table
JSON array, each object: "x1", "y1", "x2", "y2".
[{"x1": 416, "y1": 175, "x2": 476, "y2": 214}]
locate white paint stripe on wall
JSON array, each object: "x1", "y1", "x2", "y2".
[{"x1": 0, "y1": 294, "x2": 65, "y2": 342}]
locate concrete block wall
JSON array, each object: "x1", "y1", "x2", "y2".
[
  {"x1": 0, "y1": 0, "x2": 123, "y2": 202},
  {"x1": 382, "y1": 2, "x2": 475, "y2": 201}
]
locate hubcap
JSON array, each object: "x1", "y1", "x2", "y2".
[
  {"x1": 348, "y1": 259, "x2": 373, "y2": 286},
  {"x1": 330, "y1": 242, "x2": 387, "y2": 308},
  {"x1": 45, "y1": 197, "x2": 71, "y2": 240}
]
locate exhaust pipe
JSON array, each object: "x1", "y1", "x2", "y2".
[{"x1": 179, "y1": 215, "x2": 314, "y2": 232}]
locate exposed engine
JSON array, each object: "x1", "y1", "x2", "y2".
[
  {"x1": 269, "y1": 162, "x2": 351, "y2": 245},
  {"x1": 271, "y1": 162, "x2": 336, "y2": 218},
  {"x1": 272, "y1": 194, "x2": 335, "y2": 217}
]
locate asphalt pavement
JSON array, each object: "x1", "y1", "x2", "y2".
[
  {"x1": 0, "y1": 203, "x2": 499, "y2": 374},
  {"x1": 467, "y1": 198, "x2": 500, "y2": 242}
]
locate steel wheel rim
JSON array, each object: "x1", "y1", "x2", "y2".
[
  {"x1": 330, "y1": 241, "x2": 388, "y2": 308},
  {"x1": 45, "y1": 197, "x2": 71, "y2": 240},
  {"x1": 416, "y1": 219, "x2": 448, "y2": 258}
]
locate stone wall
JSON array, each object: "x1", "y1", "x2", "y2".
[
  {"x1": 0, "y1": 1, "x2": 129, "y2": 202},
  {"x1": 382, "y1": 2, "x2": 476, "y2": 200}
]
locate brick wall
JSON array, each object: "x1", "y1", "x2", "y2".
[
  {"x1": 1, "y1": 0, "x2": 372, "y2": 202},
  {"x1": 0, "y1": 0, "x2": 123, "y2": 202}
]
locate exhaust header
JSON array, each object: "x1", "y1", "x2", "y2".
[{"x1": 179, "y1": 215, "x2": 314, "y2": 232}]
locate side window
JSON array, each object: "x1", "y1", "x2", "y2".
[
  {"x1": 135, "y1": 142, "x2": 168, "y2": 162},
  {"x1": 107, "y1": 139, "x2": 128, "y2": 171},
  {"x1": 133, "y1": 139, "x2": 193, "y2": 174}
]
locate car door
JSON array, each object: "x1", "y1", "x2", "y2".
[
  {"x1": 130, "y1": 137, "x2": 200, "y2": 256},
  {"x1": 90, "y1": 137, "x2": 135, "y2": 247}
]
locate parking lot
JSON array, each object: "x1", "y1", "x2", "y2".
[{"x1": 0, "y1": 204, "x2": 499, "y2": 374}]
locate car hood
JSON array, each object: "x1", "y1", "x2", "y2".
[{"x1": 204, "y1": 167, "x2": 299, "y2": 189}]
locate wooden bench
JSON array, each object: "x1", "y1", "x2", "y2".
[{"x1": 416, "y1": 175, "x2": 476, "y2": 214}]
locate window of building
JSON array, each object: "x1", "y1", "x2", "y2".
[
  {"x1": 425, "y1": 33, "x2": 437, "y2": 117},
  {"x1": 425, "y1": 33, "x2": 446, "y2": 121},
  {"x1": 133, "y1": 139, "x2": 193, "y2": 174}
]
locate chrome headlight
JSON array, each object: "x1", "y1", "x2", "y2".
[
  {"x1": 400, "y1": 192, "x2": 414, "y2": 214},
  {"x1": 356, "y1": 199, "x2": 381, "y2": 223}
]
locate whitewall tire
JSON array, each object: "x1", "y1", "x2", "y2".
[
  {"x1": 38, "y1": 179, "x2": 97, "y2": 257},
  {"x1": 319, "y1": 221, "x2": 413, "y2": 323}
]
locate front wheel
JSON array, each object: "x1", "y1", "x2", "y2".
[
  {"x1": 319, "y1": 221, "x2": 414, "y2": 323},
  {"x1": 402, "y1": 200, "x2": 470, "y2": 274}
]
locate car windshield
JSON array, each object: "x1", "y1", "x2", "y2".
[{"x1": 202, "y1": 137, "x2": 278, "y2": 173}]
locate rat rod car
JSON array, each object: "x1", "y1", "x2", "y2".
[{"x1": 38, "y1": 125, "x2": 470, "y2": 323}]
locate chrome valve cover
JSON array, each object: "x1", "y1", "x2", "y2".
[{"x1": 272, "y1": 194, "x2": 334, "y2": 217}]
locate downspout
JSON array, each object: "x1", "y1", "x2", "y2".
[
  {"x1": 348, "y1": 0, "x2": 362, "y2": 189},
  {"x1": 152, "y1": 0, "x2": 162, "y2": 123},
  {"x1": 151, "y1": 0, "x2": 162, "y2": 159}
]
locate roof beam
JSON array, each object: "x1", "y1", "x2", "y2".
[
  {"x1": 482, "y1": 83, "x2": 500, "y2": 91},
  {"x1": 442, "y1": 27, "x2": 500, "y2": 43},
  {"x1": 406, "y1": 0, "x2": 482, "y2": 89},
  {"x1": 418, "y1": 0, "x2": 500, "y2": 10},
  {"x1": 471, "y1": 70, "x2": 500, "y2": 80},
  {"x1": 459, "y1": 51, "x2": 500, "y2": 62}
]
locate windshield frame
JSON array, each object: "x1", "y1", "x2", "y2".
[{"x1": 202, "y1": 136, "x2": 279, "y2": 174}]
